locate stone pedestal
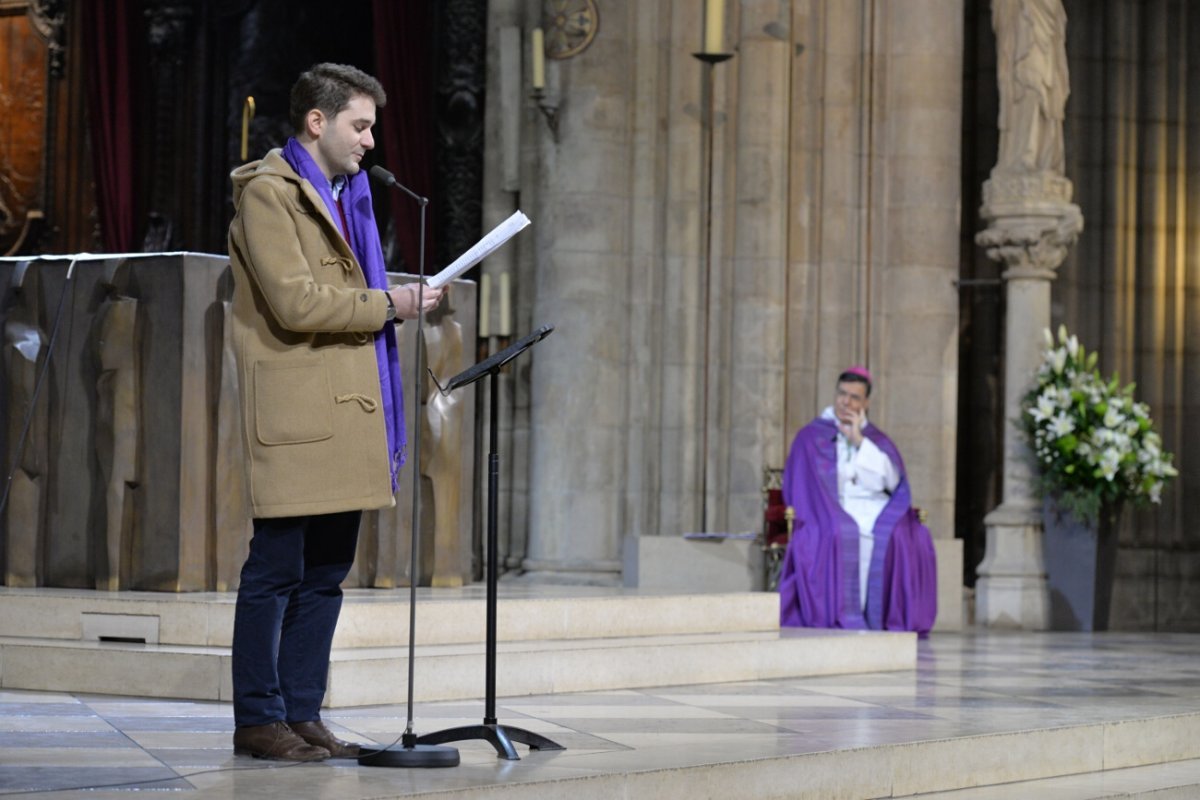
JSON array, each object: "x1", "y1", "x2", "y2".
[
  {"x1": 973, "y1": 173, "x2": 1082, "y2": 629},
  {"x1": 622, "y1": 535, "x2": 763, "y2": 594},
  {"x1": 933, "y1": 537, "x2": 965, "y2": 632},
  {"x1": 977, "y1": 501, "x2": 1049, "y2": 628}
]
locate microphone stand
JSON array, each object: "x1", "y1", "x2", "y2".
[{"x1": 358, "y1": 168, "x2": 459, "y2": 768}]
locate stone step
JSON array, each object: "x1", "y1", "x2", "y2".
[
  {"x1": 0, "y1": 587, "x2": 779, "y2": 648},
  {"x1": 900, "y1": 756, "x2": 1200, "y2": 799},
  {"x1": 0, "y1": 627, "x2": 913, "y2": 707},
  {"x1": 345, "y1": 713, "x2": 1200, "y2": 800}
]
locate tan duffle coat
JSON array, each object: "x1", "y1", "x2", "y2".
[{"x1": 227, "y1": 150, "x2": 397, "y2": 518}]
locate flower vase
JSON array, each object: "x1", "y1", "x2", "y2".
[{"x1": 1042, "y1": 497, "x2": 1122, "y2": 631}]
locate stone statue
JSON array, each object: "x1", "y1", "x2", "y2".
[
  {"x1": 992, "y1": 0, "x2": 1069, "y2": 175},
  {"x1": 421, "y1": 299, "x2": 467, "y2": 588},
  {"x1": 213, "y1": 293, "x2": 253, "y2": 590},
  {"x1": 3, "y1": 263, "x2": 46, "y2": 586},
  {"x1": 213, "y1": 265, "x2": 253, "y2": 590},
  {"x1": 93, "y1": 289, "x2": 140, "y2": 591}
]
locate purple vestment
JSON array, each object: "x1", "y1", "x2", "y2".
[{"x1": 778, "y1": 416, "x2": 937, "y2": 636}]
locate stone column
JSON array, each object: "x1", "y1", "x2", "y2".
[
  {"x1": 522, "y1": 2, "x2": 630, "y2": 584},
  {"x1": 717, "y1": 2, "x2": 791, "y2": 534},
  {"x1": 482, "y1": 2, "x2": 524, "y2": 572},
  {"x1": 975, "y1": 184, "x2": 1081, "y2": 628},
  {"x1": 974, "y1": 0, "x2": 1082, "y2": 628}
]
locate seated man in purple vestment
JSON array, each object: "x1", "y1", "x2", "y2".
[{"x1": 778, "y1": 367, "x2": 937, "y2": 636}]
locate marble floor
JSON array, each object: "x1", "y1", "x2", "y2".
[{"x1": 2, "y1": 631, "x2": 1200, "y2": 799}]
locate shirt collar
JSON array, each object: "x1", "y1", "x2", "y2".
[{"x1": 330, "y1": 174, "x2": 348, "y2": 201}]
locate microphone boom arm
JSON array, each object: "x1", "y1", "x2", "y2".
[{"x1": 369, "y1": 165, "x2": 428, "y2": 207}]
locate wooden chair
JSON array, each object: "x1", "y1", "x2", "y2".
[{"x1": 760, "y1": 466, "x2": 795, "y2": 591}]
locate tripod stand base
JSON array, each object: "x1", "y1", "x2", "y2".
[
  {"x1": 417, "y1": 723, "x2": 565, "y2": 761},
  {"x1": 357, "y1": 744, "x2": 461, "y2": 768}
]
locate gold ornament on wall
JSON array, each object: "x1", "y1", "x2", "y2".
[{"x1": 542, "y1": 0, "x2": 598, "y2": 60}]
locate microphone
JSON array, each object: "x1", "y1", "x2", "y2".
[
  {"x1": 368, "y1": 164, "x2": 398, "y2": 186},
  {"x1": 369, "y1": 165, "x2": 427, "y2": 206}
]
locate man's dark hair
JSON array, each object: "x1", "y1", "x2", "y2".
[
  {"x1": 289, "y1": 63, "x2": 387, "y2": 133},
  {"x1": 837, "y1": 371, "x2": 872, "y2": 397}
]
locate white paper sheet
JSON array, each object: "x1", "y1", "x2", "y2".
[{"x1": 426, "y1": 210, "x2": 531, "y2": 289}]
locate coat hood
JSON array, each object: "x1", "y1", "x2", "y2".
[{"x1": 230, "y1": 149, "x2": 298, "y2": 209}]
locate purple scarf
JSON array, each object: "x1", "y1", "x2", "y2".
[{"x1": 282, "y1": 138, "x2": 406, "y2": 489}]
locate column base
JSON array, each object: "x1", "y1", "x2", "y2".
[
  {"x1": 932, "y1": 538, "x2": 965, "y2": 632},
  {"x1": 975, "y1": 574, "x2": 1049, "y2": 630},
  {"x1": 975, "y1": 502, "x2": 1049, "y2": 630}
]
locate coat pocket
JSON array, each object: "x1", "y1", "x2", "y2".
[{"x1": 254, "y1": 358, "x2": 335, "y2": 445}]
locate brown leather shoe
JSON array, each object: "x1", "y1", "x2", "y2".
[
  {"x1": 233, "y1": 722, "x2": 330, "y2": 761},
  {"x1": 288, "y1": 719, "x2": 361, "y2": 759}
]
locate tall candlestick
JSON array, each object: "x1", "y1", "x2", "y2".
[
  {"x1": 478, "y1": 272, "x2": 491, "y2": 338},
  {"x1": 704, "y1": 0, "x2": 725, "y2": 54},
  {"x1": 240, "y1": 96, "x2": 255, "y2": 161},
  {"x1": 498, "y1": 272, "x2": 512, "y2": 336},
  {"x1": 532, "y1": 28, "x2": 546, "y2": 90}
]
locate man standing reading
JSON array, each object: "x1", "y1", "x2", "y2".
[
  {"x1": 226, "y1": 63, "x2": 444, "y2": 761},
  {"x1": 778, "y1": 367, "x2": 937, "y2": 636}
]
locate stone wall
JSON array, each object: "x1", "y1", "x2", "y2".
[
  {"x1": 1058, "y1": 0, "x2": 1200, "y2": 630},
  {"x1": 498, "y1": 0, "x2": 965, "y2": 611}
]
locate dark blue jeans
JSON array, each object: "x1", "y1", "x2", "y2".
[{"x1": 231, "y1": 511, "x2": 361, "y2": 727}]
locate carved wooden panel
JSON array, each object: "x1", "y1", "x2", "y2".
[
  {"x1": 434, "y1": 0, "x2": 486, "y2": 271},
  {"x1": 0, "y1": 7, "x2": 48, "y2": 254}
]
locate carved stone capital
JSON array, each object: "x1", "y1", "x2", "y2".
[{"x1": 975, "y1": 199, "x2": 1082, "y2": 280}]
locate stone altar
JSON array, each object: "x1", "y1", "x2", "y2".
[{"x1": 0, "y1": 254, "x2": 475, "y2": 591}]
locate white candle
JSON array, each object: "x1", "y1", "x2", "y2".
[
  {"x1": 478, "y1": 272, "x2": 491, "y2": 338},
  {"x1": 704, "y1": 0, "x2": 725, "y2": 54},
  {"x1": 532, "y1": 28, "x2": 546, "y2": 90},
  {"x1": 498, "y1": 272, "x2": 512, "y2": 336}
]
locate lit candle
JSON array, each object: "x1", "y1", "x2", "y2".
[
  {"x1": 498, "y1": 272, "x2": 512, "y2": 336},
  {"x1": 478, "y1": 272, "x2": 491, "y2": 338},
  {"x1": 704, "y1": 0, "x2": 725, "y2": 54},
  {"x1": 532, "y1": 28, "x2": 546, "y2": 90}
]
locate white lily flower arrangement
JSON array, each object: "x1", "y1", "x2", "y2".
[{"x1": 1020, "y1": 326, "x2": 1178, "y2": 523}]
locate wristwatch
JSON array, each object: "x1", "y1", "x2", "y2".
[{"x1": 383, "y1": 290, "x2": 396, "y2": 322}]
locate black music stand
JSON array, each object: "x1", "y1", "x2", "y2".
[{"x1": 417, "y1": 324, "x2": 564, "y2": 761}]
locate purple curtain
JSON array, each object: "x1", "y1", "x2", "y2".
[
  {"x1": 372, "y1": 0, "x2": 436, "y2": 273},
  {"x1": 83, "y1": 0, "x2": 136, "y2": 253}
]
